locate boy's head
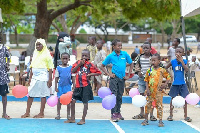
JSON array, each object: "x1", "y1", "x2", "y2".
[
  {"x1": 131, "y1": 52, "x2": 138, "y2": 61},
  {"x1": 82, "y1": 49, "x2": 90, "y2": 61},
  {"x1": 136, "y1": 46, "x2": 138, "y2": 48},
  {"x1": 48, "y1": 46, "x2": 53, "y2": 51},
  {"x1": 172, "y1": 38, "x2": 180, "y2": 46},
  {"x1": 151, "y1": 53, "x2": 161, "y2": 68},
  {"x1": 88, "y1": 36, "x2": 96, "y2": 45},
  {"x1": 175, "y1": 46, "x2": 184, "y2": 56},
  {"x1": 61, "y1": 52, "x2": 70, "y2": 65},
  {"x1": 147, "y1": 38, "x2": 152, "y2": 44},
  {"x1": 112, "y1": 39, "x2": 122, "y2": 53},
  {"x1": 96, "y1": 40, "x2": 104, "y2": 50},
  {"x1": 143, "y1": 42, "x2": 151, "y2": 54}
]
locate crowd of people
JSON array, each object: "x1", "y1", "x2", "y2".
[{"x1": 0, "y1": 34, "x2": 199, "y2": 127}]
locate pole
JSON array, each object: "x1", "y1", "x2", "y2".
[
  {"x1": 180, "y1": 0, "x2": 192, "y2": 92},
  {"x1": 0, "y1": 8, "x2": 3, "y2": 45}
]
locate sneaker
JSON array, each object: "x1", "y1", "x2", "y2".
[
  {"x1": 111, "y1": 113, "x2": 118, "y2": 122},
  {"x1": 117, "y1": 113, "x2": 124, "y2": 120}
]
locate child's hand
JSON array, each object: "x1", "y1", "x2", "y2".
[
  {"x1": 176, "y1": 54, "x2": 183, "y2": 63},
  {"x1": 159, "y1": 83, "x2": 167, "y2": 91},
  {"x1": 146, "y1": 89, "x2": 151, "y2": 96},
  {"x1": 55, "y1": 88, "x2": 58, "y2": 92},
  {"x1": 47, "y1": 80, "x2": 52, "y2": 88},
  {"x1": 59, "y1": 38, "x2": 64, "y2": 42},
  {"x1": 79, "y1": 59, "x2": 85, "y2": 66},
  {"x1": 109, "y1": 73, "x2": 115, "y2": 78},
  {"x1": 28, "y1": 79, "x2": 31, "y2": 86},
  {"x1": 138, "y1": 72, "x2": 143, "y2": 78}
]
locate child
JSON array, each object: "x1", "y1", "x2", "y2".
[
  {"x1": 19, "y1": 55, "x2": 32, "y2": 86},
  {"x1": 93, "y1": 40, "x2": 107, "y2": 95},
  {"x1": 55, "y1": 52, "x2": 75, "y2": 121},
  {"x1": 167, "y1": 38, "x2": 180, "y2": 62},
  {"x1": 0, "y1": 37, "x2": 11, "y2": 120},
  {"x1": 133, "y1": 42, "x2": 158, "y2": 121},
  {"x1": 65, "y1": 49, "x2": 101, "y2": 125},
  {"x1": 125, "y1": 52, "x2": 139, "y2": 90},
  {"x1": 58, "y1": 36, "x2": 72, "y2": 56},
  {"x1": 165, "y1": 46, "x2": 192, "y2": 122},
  {"x1": 134, "y1": 46, "x2": 140, "y2": 54},
  {"x1": 106, "y1": 40, "x2": 111, "y2": 54},
  {"x1": 70, "y1": 34, "x2": 80, "y2": 57},
  {"x1": 100, "y1": 39, "x2": 133, "y2": 122},
  {"x1": 86, "y1": 36, "x2": 97, "y2": 62},
  {"x1": 21, "y1": 39, "x2": 54, "y2": 118},
  {"x1": 142, "y1": 54, "x2": 171, "y2": 127}
]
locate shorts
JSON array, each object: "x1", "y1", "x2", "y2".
[
  {"x1": 138, "y1": 76, "x2": 146, "y2": 93},
  {"x1": 57, "y1": 86, "x2": 71, "y2": 98},
  {"x1": 0, "y1": 84, "x2": 9, "y2": 96},
  {"x1": 72, "y1": 85, "x2": 94, "y2": 103},
  {"x1": 169, "y1": 84, "x2": 189, "y2": 98}
]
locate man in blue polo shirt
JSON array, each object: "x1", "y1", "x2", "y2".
[{"x1": 100, "y1": 39, "x2": 133, "y2": 122}]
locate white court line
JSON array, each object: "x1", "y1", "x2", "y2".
[
  {"x1": 181, "y1": 120, "x2": 200, "y2": 132},
  {"x1": 110, "y1": 120, "x2": 125, "y2": 133}
]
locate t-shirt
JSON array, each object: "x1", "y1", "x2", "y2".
[
  {"x1": 102, "y1": 50, "x2": 132, "y2": 79},
  {"x1": 167, "y1": 47, "x2": 176, "y2": 61},
  {"x1": 171, "y1": 59, "x2": 187, "y2": 85},
  {"x1": 134, "y1": 48, "x2": 140, "y2": 54},
  {"x1": 72, "y1": 60, "x2": 101, "y2": 88},
  {"x1": 150, "y1": 46, "x2": 157, "y2": 54}
]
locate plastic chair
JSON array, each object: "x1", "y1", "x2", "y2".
[
  {"x1": 10, "y1": 50, "x2": 21, "y2": 58},
  {"x1": 68, "y1": 55, "x2": 77, "y2": 66},
  {"x1": 10, "y1": 56, "x2": 20, "y2": 75},
  {"x1": 8, "y1": 64, "x2": 16, "y2": 86},
  {"x1": 24, "y1": 56, "x2": 30, "y2": 72}
]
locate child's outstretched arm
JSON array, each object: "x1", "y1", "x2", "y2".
[
  {"x1": 165, "y1": 62, "x2": 172, "y2": 69},
  {"x1": 100, "y1": 64, "x2": 115, "y2": 78},
  {"x1": 88, "y1": 63, "x2": 101, "y2": 77}
]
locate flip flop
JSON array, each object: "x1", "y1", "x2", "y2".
[
  {"x1": 141, "y1": 120, "x2": 149, "y2": 126},
  {"x1": 21, "y1": 114, "x2": 30, "y2": 118},
  {"x1": 158, "y1": 121, "x2": 164, "y2": 127},
  {"x1": 150, "y1": 116, "x2": 157, "y2": 121},
  {"x1": 55, "y1": 115, "x2": 61, "y2": 120},
  {"x1": 132, "y1": 114, "x2": 145, "y2": 119},
  {"x1": 2, "y1": 114, "x2": 11, "y2": 120},
  {"x1": 184, "y1": 117, "x2": 192, "y2": 122},
  {"x1": 167, "y1": 116, "x2": 173, "y2": 121}
]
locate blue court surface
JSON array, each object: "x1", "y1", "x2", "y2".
[{"x1": 0, "y1": 119, "x2": 199, "y2": 133}]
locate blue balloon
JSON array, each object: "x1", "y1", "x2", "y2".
[
  {"x1": 98, "y1": 87, "x2": 112, "y2": 98},
  {"x1": 102, "y1": 94, "x2": 116, "y2": 110}
]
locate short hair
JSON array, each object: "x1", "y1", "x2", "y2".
[
  {"x1": 82, "y1": 49, "x2": 90, "y2": 54},
  {"x1": 131, "y1": 52, "x2": 138, "y2": 59},
  {"x1": 97, "y1": 39, "x2": 104, "y2": 44},
  {"x1": 143, "y1": 41, "x2": 151, "y2": 48},
  {"x1": 152, "y1": 53, "x2": 161, "y2": 60},
  {"x1": 111, "y1": 39, "x2": 121, "y2": 46},
  {"x1": 61, "y1": 52, "x2": 70, "y2": 58},
  {"x1": 88, "y1": 36, "x2": 96, "y2": 42},
  {"x1": 175, "y1": 38, "x2": 180, "y2": 44},
  {"x1": 176, "y1": 46, "x2": 184, "y2": 52}
]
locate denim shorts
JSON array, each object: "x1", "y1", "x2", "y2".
[
  {"x1": 169, "y1": 84, "x2": 189, "y2": 98},
  {"x1": 138, "y1": 76, "x2": 146, "y2": 93}
]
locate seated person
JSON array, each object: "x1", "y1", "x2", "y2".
[{"x1": 19, "y1": 55, "x2": 32, "y2": 86}]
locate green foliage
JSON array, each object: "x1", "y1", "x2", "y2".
[
  {"x1": 79, "y1": 28, "x2": 87, "y2": 33},
  {"x1": 0, "y1": 0, "x2": 25, "y2": 14},
  {"x1": 47, "y1": 35, "x2": 57, "y2": 43}
]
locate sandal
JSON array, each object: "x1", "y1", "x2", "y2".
[
  {"x1": 158, "y1": 121, "x2": 164, "y2": 127},
  {"x1": 141, "y1": 120, "x2": 149, "y2": 126},
  {"x1": 132, "y1": 114, "x2": 145, "y2": 119},
  {"x1": 150, "y1": 116, "x2": 157, "y2": 121},
  {"x1": 55, "y1": 115, "x2": 61, "y2": 120},
  {"x1": 167, "y1": 116, "x2": 173, "y2": 121},
  {"x1": 184, "y1": 117, "x2": 192, "y2": 122},
  {"x1": 2, "y1": 114, "x2": 11, "y2": 120}
]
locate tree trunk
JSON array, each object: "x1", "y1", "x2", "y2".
[
  {"x1": 14, "y1": 26, "x2": 18, "y2": 46},
  {"x1": 57, "y1": 13, "x2": 68, "y2": 33},
  {"x1": 160, "y1": 22, "x2": 165, "y2": 48},
  {"x1": 26, "y1": 0, "x2": 52, "y2": 55},
  {"x1": 171, "y1": 19, "x2": 180, "y2": 40}
]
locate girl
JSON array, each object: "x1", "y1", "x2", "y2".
[
  {"x1": 21, "y1": 39, "x2": 54, "y2": 118},
  {"x1": 55, "y1": 52, "x2": 75, "y2": 121},
  {"x1": 0, "y1": 37, "x2": 11, "y2": 120},
  {"x1": 86, "y1": 36, "x2": 97, "y2": 62},
  {"x1": 70, "y1": 34, "x2": 80, "y2": 57}
]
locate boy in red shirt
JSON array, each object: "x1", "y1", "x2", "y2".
[{"x1": 65, "y1": 49, "x2": 101, "y2": 125}]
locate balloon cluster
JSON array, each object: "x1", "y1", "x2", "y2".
[
  {"x1": 98, "y1": 87, "x2": 116, "y2": 110},
  {"x1": 172, "y1": 93, "x2": 200, "y2": 108},
  {"x1": 129, "y1": 88, "x2": 146, "y2": 107}
]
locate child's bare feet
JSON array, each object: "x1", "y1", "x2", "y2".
[
  {"x1": 21, "y1": 113, "x2": 30, "y2": 118},
  {"x1": 2, "y1": 114, "x2": 11, "y2": 120},
  {"x1": 33, "y1": 113, "x2": 44, "y2": 118},
  {"x1": 55, "y1": 115, "x2": 61, "y2": 120},
  {"x1": 77, "y1": 119, "x2": 85, "y2": 125},
  {"x1": 64, "y1": 119, "x2": 76, "y2": 123}
]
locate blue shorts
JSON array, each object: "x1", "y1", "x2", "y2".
[
  {"x1": 57, "y1": 86, "x2": 71, "y2": 98},
  {"x1": 169, "y1": 84, "x2": 189, "y2": 98}
]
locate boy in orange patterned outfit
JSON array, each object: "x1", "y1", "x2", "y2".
[{"x1": 141, "y1": 53, "x2": 171, "y2": 127}]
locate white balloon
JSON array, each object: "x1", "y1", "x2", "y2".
[
  {"x1": 132, "y1": 95, "x2": 147, "y2": 107},
  {"x1": 172, "y1": 96, "x2": 185, "y2": 108}
]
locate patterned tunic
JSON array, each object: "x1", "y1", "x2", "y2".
[
  {"x1": 86, "y1": 45, "x2": 98, "y2": 61},
  {"x1": 0, "y1": 46, "x2": 10, "y2": 85}
]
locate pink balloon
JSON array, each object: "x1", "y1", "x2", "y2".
[
  {"x1": 129, "y1": 88, "x2": 140, "y2": 98},
  {"x1": 47, "y1": 96, "x2": 58, "y2": 107},
  {"x1": 185, "y1": 93, "x2": 200, "y2": 105}
]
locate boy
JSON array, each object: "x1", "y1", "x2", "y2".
[
  {"x1": 133, "y1": 42, "x2": 158, "y2": 121},
  {"x1": 86, "y1": 36, "x2": 97, "y2": 61},
  {"x1": 55, "y1": 53, "x2": 75, "y2": 120},
  {"x1": 100, "y1": 39, "x2": 133, "y2": 122},
  {"x1": 142, "y1": 54, "x2": 171, "y2": 127},
  {"x1": 167, "y1": 38, "x2": 180, "y2": 62},
  {"x1": 165, "y1": 46, "x2": 192, "y2": 122},
  {"x1": 134, "y1": 46, "x2": 140, "y2": 54},
  {"x1": 65, "y1": 49, "x2": 101, "y2": 125},
  {"x1": 93, "y1": 40, "x2": 107, "y2": 95},
  {"x1": 70, "y1": 34, "x2": 80, "y2": 57}
]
